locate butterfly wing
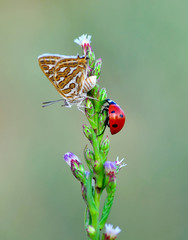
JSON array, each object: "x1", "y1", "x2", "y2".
[
  {"x1": 54, "y1": 56, "x2": 87, "y2": 100},
  {"x1": 38, "y1": 54, "x2": 87, "y2": 100},
  {"x1": 38, "y1": 54, "x2": 63, "y2": 90}
]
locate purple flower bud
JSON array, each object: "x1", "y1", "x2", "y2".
[
  {"x1": 94, "y1": 58, "x2": 102, "y2": 80},
  {"x1": 82, "y1": 124, "x2": 93, "y2": 142},
  {"x1": 104, "y1": 161, "x2": 116, "y2": 178},
  {"x1": 104, "y1": 157, "x2": 127, "y2": 178},
  {"x1": 63, "y1": 152, "x2": 86, "y2": 183},
  {"x1": 84, "y1": 147, "x2": 95, "y2": 168},
  {"x1": 63, "y1": 152, "x2": 81, "y2": 167}
]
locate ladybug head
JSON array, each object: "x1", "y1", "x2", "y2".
[{"x1": 106, "y1": 99, "x2": 117, "y2": 105}]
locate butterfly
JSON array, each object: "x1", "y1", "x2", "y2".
[{"x1": 38, "y1": 53, "x2": 96, "y2": 111}]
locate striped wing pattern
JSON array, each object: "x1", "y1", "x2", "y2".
[
  {"x1": 38, "y1": 54, "x2": 87, "y2": 100},
  {"x1": 54, "y1": 57, "x2": 87, "y2": 99}
]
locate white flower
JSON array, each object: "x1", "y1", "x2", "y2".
[
  {"x1": 115, "y1": 156, "x2": 127, "y2": 169},
  {"x1": 74, "y1": 34, "x2": 92, "y2": 47},
  {"x1": 105, "y1": 224, "x2": 121, "y2": 239}
]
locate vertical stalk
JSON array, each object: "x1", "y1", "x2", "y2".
[{"x1": 90, "y1": 100, "x2": 103, "y2": 239}]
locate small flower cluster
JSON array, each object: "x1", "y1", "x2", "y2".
[
  {"x1": 63, "y1": 34, "x2": 126, "y2": 239},
  {"x1": 74, "y1": 34, "x2": 92, "y2": 55},
  {"x1": 104, "y1": 157, "x2": 127, "y2": 180},
  {"x1": 104, "y1": 224, "x2": 121, "y2": 240}
]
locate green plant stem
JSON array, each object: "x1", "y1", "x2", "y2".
[
  {"x1": 93, "y1": 188, "x2": 101, "y2": 239},
  {"x1": 91, "y1": 99, "x2": 104, "y2": 239}
]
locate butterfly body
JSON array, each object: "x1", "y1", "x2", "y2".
[{"x1": 38, "y1": 54, "x2": 96, "y2": 110}]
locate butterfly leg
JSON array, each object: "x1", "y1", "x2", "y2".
[
  {"x1": 76, "y1": 101, "x2": 87, "y2": 114},
  {"x1": 86, "y1": 95, "x2": 99, "y2": 102},
  {"x1": 61, "y1": 100, "x2": 72, "y2": 108}
]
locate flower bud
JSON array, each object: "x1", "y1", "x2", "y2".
[
  {"x1": 90, "y1": 84, "x2": 100, "y2": 99},
  {"x1": 63, "y1": 152, "x2": 86, "y2": 183},
  {"x1": 71, "y1": 164, "x2": 86, "y2": 183},
  {"x1": 87, "y1": 225, "x2": 96, "y2": 238},
  {"x1": 82, "y1": 124, "x2": 93, "y2": 142},
  {"x1": 100, "y1": 137, "x2": 110, "y2": 159},
  {"x1": 84, "y1": 147, "x2": 95, "y2": 169},
  {"x1": 64, "y1": 152, "x2": 80, "y2": 167},
  {"x1": 85, "y1": 99, "x2": 97, "y2": 129},
  {"x1": 104, "y1": 161, "x2": 116, "y2": 177},
  {"x1": 99, "y1": 109, "x2": 108, "y2": 134},
  {"x1": 85, "y1": 98, "x2": 94, "y2": 115},
  {"x1": 94, "y1": 58, "x2": 102, "y2": 80},
  {"x1": 99, "y1": 88, "x2": 107, "y2": 102},
  {"x1": 93, "y1": 160, "x2": 102, "y2": 174},
  {"x1": 88, "y1": 51, "x2": 95, "y2": 68}
]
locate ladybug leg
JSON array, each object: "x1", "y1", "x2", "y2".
[
  {"x1": 97, "y1": 124, "x2": 107, "y2": 137},
  {"x1": 101, "y1": 106, "x2": 108, "y2": 115},
  {"x1": 97, "y1": 109, "x2": 109, "y2": 136}
]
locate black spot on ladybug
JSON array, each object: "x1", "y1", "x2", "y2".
[
  {"x1": 112, "y1": 124, "x2": 118, "y2": 128},
  {"x1": 120, "y1": 114, "x2": 124, "y2": 118},
  {"x1": 111, "y1": 110, "x2": 115, "y2": 113}
]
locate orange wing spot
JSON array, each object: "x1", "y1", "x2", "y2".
[
  {"x1": 76, "y1": 76, "x2": 81, "y2": 84},
  {"x1": 66, "y1": 61, "x2": 78, "y2": 67},
  {"x1": 42, "y1": 65, "x2": 49, "y2": 70},
  {"x1": 39, "y1": 60, "x2": 45, "y2": 64},
  {"x1": 56, "y1": 74, "x2": 74, "y2": 89},
  {"x1": 62, "y1": 88, "x2": 71, "y2": 94},
  {"x1": 56, "y1": 75, "x2": 60, "y2": 81},
  {"x1": 56, "y1": 67, "x2": 71, "y2": 77},
  {"x1": 69, "y1": 83, "x2": 76, "y2": 89},
  {"x1": 49, "y1": 67, "x2": 55, "y2": 74},
  {"x1": 45, "y1": 72, "x2": 50, "y2": 77},
  {"x1": 63, "y1": 67, "x2": 71, "y2": 75},
  {"x1": 57, "y1": 80, "x2": 66, "y2": 88}
]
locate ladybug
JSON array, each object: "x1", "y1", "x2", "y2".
[{"x1": 100, "y1": 99, "x2": 126, "y2": 135}]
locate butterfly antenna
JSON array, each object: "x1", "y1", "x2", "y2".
[{"x1": 42, "y1": 99, "x2": 64, "y2": 107}]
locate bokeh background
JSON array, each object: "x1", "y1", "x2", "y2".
[{"x1": 0, "y1": 0, "x2": 188, "y2": 239}]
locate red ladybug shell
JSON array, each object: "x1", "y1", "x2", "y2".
[{"x1": 108, "y1": 103, "x2": 125, "y2": 135}]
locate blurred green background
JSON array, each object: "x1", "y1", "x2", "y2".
[{"x1": 0, "y1": 0, "x2": 188, "y2": 239}]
